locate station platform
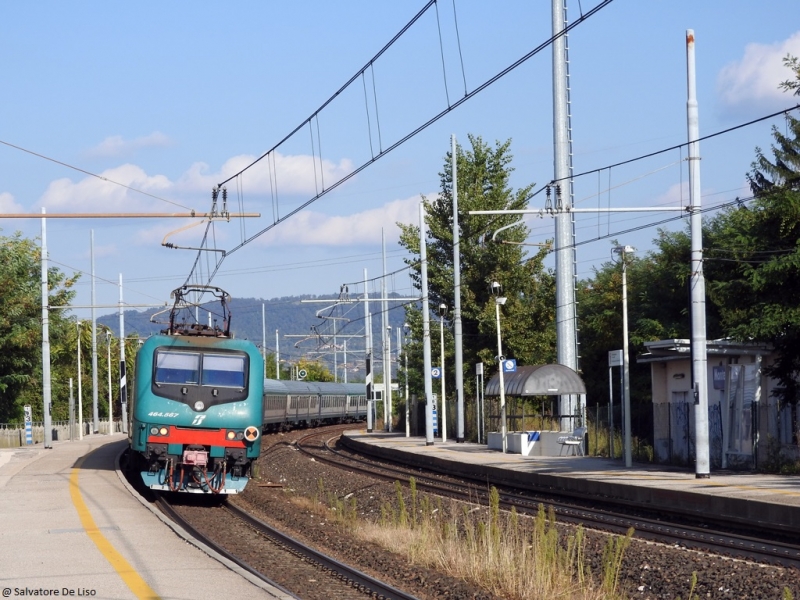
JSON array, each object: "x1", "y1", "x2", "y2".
[
  {"x1": 342, "y1": 431, "x2": 800, "y2": 536},
  {"x1": 0, "y1": 434, "x2": 290, "y2": 600}
]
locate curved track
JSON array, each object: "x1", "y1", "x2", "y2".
[
  {"x1": 295, "y1": 429, "x2": 800, "y2": 569},
  {"x1": 154, "y1": 492, "x2": 418, "y2": 600}
]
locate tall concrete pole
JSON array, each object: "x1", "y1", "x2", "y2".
[
  {"x1": 552, "y1": 0, "x2": 579, "y2": 428},
  {"x1": 420, "y1": 201, "x2": 434, "y2": 445},
  {"x1": 41, "y1": 209, "x2": 53, "y2": 448},
  {"x1": 275, "y1": 329, "x2": 280, "y2": 380},
  {"x1": 687, "y1": 29, "x2": 710, "y2": 478},
  {"x1": 452, "y1": 134, "x2": 465, "y2": 442},
  {"x1": 364, "y1": 269, "x2": 373, "y2": 432},
  {"x1": 262, "y1": 303, "x2": 267, "y2": 378},
  {"x1": 91, "y1": 230, "x2": 99, "y2": 433},
  {"x1": 381, "y1": 229, "x2": 392, "y2": 431},
  {"x1": 439, "y1": 308, "x2": 446, "y2": 442},
  {"x1": 619, "y1": 247, "x2": 633, "y2": 467},
  {"x1": 118, "y1": 274, "x2": 128, "y2": 434}
]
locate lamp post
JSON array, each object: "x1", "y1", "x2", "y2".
[
  {"x1": 438, "y1": 303, "x2": 447, "y2": 442},
  {"x1": 403, "y1": 322, "x2": 410, "y2": 437},
  {"x1": 76, "y1": 321, "x2": 83, "y2": 440},
  {"x1": 386, "y1": 324, "x2": 392, "y2": 432},
  {"x1": 491, "y1": 282, "x2": 508, "y2": 453},
  {"x1": 106, "y1": 330, "x2": 112, "y2": 433},
  {"x1": 613, "y1": 245, "x2": 634, "y2": 468}
]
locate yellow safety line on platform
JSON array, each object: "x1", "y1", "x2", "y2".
[{"x1": 69, "y1": 458, "x2": 161, "y2": 600}]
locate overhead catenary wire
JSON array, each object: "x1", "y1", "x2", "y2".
[
  {"x1": 183, "y1": 0, "x2": 616, "y2": 289},
  {"x1": 0, "y1": 139, "x2": 193, "y2": 211}
]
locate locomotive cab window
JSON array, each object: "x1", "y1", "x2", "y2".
[
  {"x1": 155, "y1": 351, "x2": 200, "y2": 385},
  {"x1": 202, "y1": 354, "x2": 246, "y2": 388},
  {"x1": 152, "y1": 348, "x2": 249, "y2": 407}
]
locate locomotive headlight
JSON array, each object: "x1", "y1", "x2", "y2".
[
  {"x1": 226, "y1": 430, "x2": 236, "y2": 441},
  {"x1": 150, "y1": 426, "x2": 159, "y2": 435},
  {"x1": 194, "y1": 401, "x2": 205, "y2": 411},
  {"x1": 235, "y1": 431, "x2": 245, "y2": 440},
  {"x1": 159, "y1": 426, "x2": 168, "y2": 436}
]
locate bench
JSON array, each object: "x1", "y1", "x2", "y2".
[{"x1": 557, "y1": 426, "x2": 587, "y2": 456}]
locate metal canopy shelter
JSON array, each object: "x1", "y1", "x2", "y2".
[{"x1": 485, "y1": 364, "x2": 586, "y2": 397}]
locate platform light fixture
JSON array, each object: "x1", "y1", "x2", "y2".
[
  {"x1": 490, "y1": 282, "x2": 508, "y2": 453},
  {"x1": 438, "y1": 303, "x2": 447, "y2": 442},
  {"x1": 612, "y1": 245, "x2": 634, "y2": 468}
]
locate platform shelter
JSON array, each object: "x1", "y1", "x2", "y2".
[{"x1": 484, "y1": 364, "x2": 587, "y2": 456}]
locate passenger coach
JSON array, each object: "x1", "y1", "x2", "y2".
[{"x1": 262, "y1": 379, "x2": 367, "y2": 430}]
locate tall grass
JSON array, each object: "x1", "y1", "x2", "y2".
[
  {"x1": 290, "y1": 479, "x2": 794, "y2": 600},
  {"x1": 362, "y1": 478, "x2": 630, "y2": 600}
]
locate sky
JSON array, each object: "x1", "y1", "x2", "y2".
[{"x1": 2, "y1": 1, "x2": 800, "y2": 338}]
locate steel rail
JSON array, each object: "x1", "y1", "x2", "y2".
[
  {"x1": 154, "y1": 477, "x2": 418, "y2": 600},
  {"x1": 153, "y1": 493, "x2": 298, "y2": 599},
  {"x1": 293, "y1": 431, "x2": 800, "y2": 569},
  {"x1": 223, "y1": 503, "x2": 419, "y2": 600}
]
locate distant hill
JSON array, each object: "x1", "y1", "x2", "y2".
[{"x1": 98, "y1": 293, "x2": 411, "y2": 379}]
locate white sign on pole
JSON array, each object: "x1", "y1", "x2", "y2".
[{"x1": 608, "y1": 349, "x2": 623, "y2": 367}]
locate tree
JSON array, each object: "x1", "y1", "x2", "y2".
[
  {"x1": 707, "y1": 113, "x2": 800, "y2": 408},
  {"x1": 397, "y1": 135, "x2": 556, "y2": 414},
  {"x1": 294, "y1": 358, "x2": 334, "y2": 382},
  {"x1": 578, "y1": 230, "x2": 728, "y2": 410},
  {"x1": 0, "y1": 231, "x2": 78, "y2": 422}
]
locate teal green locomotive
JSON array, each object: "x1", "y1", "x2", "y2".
[{"x1": 129, "y1": 287, "x2": 263, "y2": 495}]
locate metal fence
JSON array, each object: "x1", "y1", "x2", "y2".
[
  {"x1": 0, "y1": 420, "x2": 123, "y2": 449},
  {"x1": 585, "y1": 402, "x2": 655, "y2": 462}
]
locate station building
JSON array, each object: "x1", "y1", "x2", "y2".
[{"x1": 638, "y1": 339, "x2": 799, "y2": 469}]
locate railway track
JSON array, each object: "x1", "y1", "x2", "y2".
[
  {"x1": 294, "y1": 429, "x2": 800, "y2": 569},
  {"x1": 154, "y1": 491, "x2": 418, "y2": 600}
]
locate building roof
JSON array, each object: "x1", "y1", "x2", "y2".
[
  {"x1": 485, "y1": 364, "x2": 586, "y2": 397},
  {"x1": 637, "y1": 339, "x2": 772, "y2": 364}
]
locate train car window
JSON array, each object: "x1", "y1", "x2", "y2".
[
  {"x1": 202, "y1": 354, "x2": 247, "y2": 388},
  {"x1": 155, "y1": 351, "x2": 200, "y2": 384}
]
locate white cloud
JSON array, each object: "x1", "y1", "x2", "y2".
[
  {"x1": 717, "y1": 31, "x2": 800, "y2": 115},
  {"x1": 176, "y1": 151, "x2": 355, "y2": 196},
  {"x1": 35, "y1": 164, "x2": 173, "y2": 213},
  {"x1": 33, "y1": 150, "x2": 357, "y2": 216},
  {"x1": 0, "y1": 192, "x2": 25, "y2": 215},
  {"x1": 30, "y1": 150, "x2": 372, "y2": 251},
  {"x1": 258, "y1": 194, "x2": 427, "y2": 247},
  {"x1": 87, "y1": 132, "x2": 172, "y2": 158}
]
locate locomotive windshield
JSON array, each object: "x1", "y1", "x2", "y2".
[
  {"x1": 152, "y1": 348, "x2": 249, "y2": 407},
  {"x1": 201, "y1": 354, "x2": 246, "y2": 388},
  {"x1": 155, "y1": 351, "x2": 200, "y2": 385}
]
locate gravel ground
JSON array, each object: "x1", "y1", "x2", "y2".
[{"x1": 233, "y1": 428, "x2": 800, "y2": 600}]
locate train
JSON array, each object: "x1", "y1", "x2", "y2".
[
  {"x1": 128, "y1": 285, "x2": 368, "y2": 495},
  {"x1": 128, "y1": 286, "x2": 264, "y2": 495},
  {"x1": 262, "y1": 379, "x2": 367, "y2": 431}
]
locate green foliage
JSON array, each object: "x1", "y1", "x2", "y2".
[
  {"x1": 601, "y1": 526, "x2": 633, "y2": 596},
  {"x1": 579, "y1": 58, "x2": 800, "y2": 415},
  {"x1": 577, "y1": 229, "x2": 725, "y2": 407},
  {"x1": 397, "y1": 135, "x2": 556, "y2": 414},
  {"x1": 0, "y1": 232, "x2": 78, "y2": 422},
  {"x1": 409, "y1": 476, "x2": 418, "y2": 528},
  {"x1": 395, "y1": 480, "x2": 408, "y2": 527},
  {"x1": 294, "y1": 358, "x2": 335, "y2": 382},
  {"x1": 779, "y1": 54, "x2": 800, "y2": 97},
  {"x1": 704, "y1": 62, "x2": 800, "y2": 406}
]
